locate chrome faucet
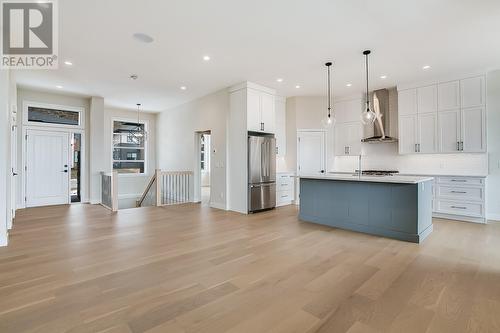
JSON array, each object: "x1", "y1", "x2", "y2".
[{"x1": 357, "y1": 155, "x2": 362, "y2": 177}]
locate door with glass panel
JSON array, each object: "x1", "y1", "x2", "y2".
[{"x1": 26, "y1": 130, "x2": 70, "y2": 207}]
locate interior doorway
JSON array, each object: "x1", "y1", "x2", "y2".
[{"x1": 194, "y1": 130, "x2": 212, "y2": 206}]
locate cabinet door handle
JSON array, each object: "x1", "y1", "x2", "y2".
[
  {"x1": 414, "y1": 144, "x2": 418, "y2": 153},
  {"x1": 417, "y1": 143, "x2": 421, "y2": 152},
  {"x1": 460, "y1": 141, "x2": 464, "y2": 151},
  {"x1": 451, "y1": 205, "x2": 467, "y2": 209}
]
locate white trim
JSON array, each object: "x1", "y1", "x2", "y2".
[
  {"x1": 486, "y1": 213, "x2": 500, "y2": 222},
  {"x1": 228, "y1": 81, "x2": 276, "y2": 95},
  {"x1": 433, "y1": 212, "x2": 486, "y2": 224},
  {"x1": 210, "y1": 202, "x2": 227, "y2": 210},
  {"x1": 111, "y1": 117, "x2": 149, "y2": 177},
  {"x1": 21, "y1": 126, "x2": 87, "y2": 209},
  {"x1": 23, "y1": 101, "x2": 85, "y2": 130},
  {"x1": 397, "y1": 72, "x2": 487, "y2": 91}
]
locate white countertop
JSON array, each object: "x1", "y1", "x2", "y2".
[{"x1": 298, "y1": 173, "x2": 434, "y2": 184}]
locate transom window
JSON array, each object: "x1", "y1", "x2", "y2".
[
  {"x1": 26, "y1": 105, "x2": 82, "y2": 127},
  {"x1": 112, "y1": 120, "x2": 146, "y2": 174}
]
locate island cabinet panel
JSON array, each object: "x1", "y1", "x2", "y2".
[{"x1": 298, "y1": 178, "x2": 433, "y2": 243}]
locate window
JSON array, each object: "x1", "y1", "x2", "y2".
[
  {"x1": 112, "y1": 120, "x2": 146, "y2": 174},
  {"x1": 27, "y1": 106, "x2": 81, "y2": 126}
]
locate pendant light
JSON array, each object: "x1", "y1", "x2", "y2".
[
  {"x1": 321, "y1": 61, "x2": 336, "y2": 128},
  {"x1": 135, "y1": 103, "x2": 147, "y2": 141},
  {"x1": 360, "y1": 50, "x2": 376, "y2": 125}
]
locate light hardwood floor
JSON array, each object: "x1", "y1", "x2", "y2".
[{"x1": 1, "y1": 204, "x2": 500, "y2": 333}]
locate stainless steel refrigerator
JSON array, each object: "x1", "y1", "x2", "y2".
[{"x1": 248, "y1": 134, "x2": 276, "y2": 212}]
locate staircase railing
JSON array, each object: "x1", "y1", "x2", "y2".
[
  {"x1": 101, "y1": 171, "x2": 118, "y2": 212},
  {"x1": 137, "y1": 170, "x2": 193, "y2": 207}
]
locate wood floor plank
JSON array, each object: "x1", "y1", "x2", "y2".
[{"x1": 0, "y1": 204, "x2": 499, "y2": 332}]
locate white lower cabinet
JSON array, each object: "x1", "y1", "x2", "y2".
[
  {"x1": 276, "y1": 172, "x2": 294, "y2": 207},
  {"x1": 431, "y1": 176, "x2": 486, "y2": 223}
]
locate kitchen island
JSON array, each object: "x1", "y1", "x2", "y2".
[{"x1": 298, "y1": 174, "x2": 434, "y2": 243}]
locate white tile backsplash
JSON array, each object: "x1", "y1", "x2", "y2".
[{"x1": 333, "y1": 143, "x2": 488, "y2": 176}]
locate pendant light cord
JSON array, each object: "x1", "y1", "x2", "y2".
[
  {"x1": 325, "y1": 62, "x2": 332, "y2": 118},
  {"x1": 364, "y1": 51, "x2": 370, "y2": 112}
]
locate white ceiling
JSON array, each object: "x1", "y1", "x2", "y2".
[{"x1": 15, "y1": 0, "x2": 500, "y2": 112}]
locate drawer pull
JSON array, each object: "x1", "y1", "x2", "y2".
[
  {"x1": 450, "y1": 191, "x2": 467, "y2": 194},
  {"x1": 281, "y1": 195, "x2": 289, "y2": 198},
  {"x1": 450, "y1": 179, "x2": 467, "y2": 182},
  {"x1": 451, "y1": 205, "x2": 467, "y2": 209}
]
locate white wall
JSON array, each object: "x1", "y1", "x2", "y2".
[
  {"x1": 16, "y1": 88, "x2": 91, "y2": 207},
  {"x1": 0, "y1": 70, "x2": 11, "y2": 246},
  {"x1": 104, "y1": 107, "x2": 157, "y2": 208},
  {"x1": 487, "y1": 70, "x2": 500, "y2": 221},
  {"x1": 156, "y1": 89, "x2": 229, "y2": 210}
]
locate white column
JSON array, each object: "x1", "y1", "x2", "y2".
[
  {"x1": 89, "y1": 96, "x2": 106, "y2": 204},
  {"x1": 0, "y1": 69, "x2": 11, "y2": 246}
]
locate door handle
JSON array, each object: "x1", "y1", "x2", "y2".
[
  {"x1": 63, "y1": 170, "x2": 68, "y2": 173},
  {"x1": 320, "y1": 170, "x2": 325, "y2": 174}
]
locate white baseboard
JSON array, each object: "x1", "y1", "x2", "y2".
[
  {"x1": 486, "y1": 213, "x2": 500, "y2": 222},
  {"x1": 0, "y1": 233, "x2": 8, "y2": 247},
  {"x1": 210, "y1": 202, "x2": 227, "y2": 211},
  {"x1": 433, "y1": 212, "x2": 486, "y2": 224}
]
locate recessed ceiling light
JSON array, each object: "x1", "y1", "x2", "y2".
[
  {"x1": 422, "y1": 65, "x2": 431, "y2": 70},
  {"x1": 133, "y1": 33, "x2": 154, "y2": 43},
  {"x1": 180, "y1": 86, "x2": 187, "y2": 90},
  {"x1": 276, "y1": 78, "x2": 283, "y2": 83},
  {"x1": 203, "y1": 55, "x2": 211, "y2": 61},
  {"x1": 346, "y1": 83, "x2": 352, "y2": 87},
  {"x1": 64, "y1": 60, "x2": 73, "y2": 66},
  {"x1": 56, "y1": 85, "x2": 63, "y2": 89},
  {"x1": 295, "y1": 85, "x2": 301, "y2": 89},
  {"x1": 380, "y1": 75, "x2": 387, "y2": 79},
  {"x1": 130, "y1": 74, "x2": 138, "y2": 80}
]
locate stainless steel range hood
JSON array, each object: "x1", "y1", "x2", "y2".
[{"x1": 361, "y1": 88, "x2": 398, "y2": 143}]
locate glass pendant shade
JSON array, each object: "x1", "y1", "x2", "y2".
[
  {"x1": 360, "y1": 108, "x2": 376, "y2": 125},
  {"x1": 322, "y1": 113, "x2": 336, "y2": 128}
]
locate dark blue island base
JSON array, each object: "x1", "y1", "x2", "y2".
[{"x1": 299, "y1": 178, "x2": 433, "y2": 243}]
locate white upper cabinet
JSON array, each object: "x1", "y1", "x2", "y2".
[
  {"x1": 246, "y1": 88, "x2": 276, "y2": 133},
  {"x1": 260, "y1": 92, "x2": 276, "y2": 133},
  {"x1": 461, "y1": 76, "x2": 485, "y2": 108},
  {"x1": 417, "y1": 85, "x2": 438, "y2": 114},
  {"x1": 461, "y1": 107, "x2": 486, "y2": 152},
  {"x1": 398, "y1": 89, "x2": 417, "y2": 116},
  {"x1": 417, "y1": 113, "x2": 438, "y2": 153},
  {"x1": 438, "y1": 81, "x2": 460, "y2": 111},
  {"x1": 335, "y1": 122, "x2": 362, "y2": 156},
  {"x1": 247, "y1": 89, "x2": 262, "y2": 132},
  {"x1": 438, "y1": 109, "x2": 461, "y2": 153},
  {"x1": 399, "y1": 74, "x2": 486, "y2": 154},
  {"x1": 275, "y1": 97, "x2": 286, "y2": 157},
  {"x1": 399, "y1": 115, "x2": 418, "y2": 154}
]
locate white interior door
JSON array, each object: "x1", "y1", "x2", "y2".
[
  {"x1": 26, "y1": 130, "x2": 70, "y2": 207},
  {"x1": 297, "y1": 131, "x2": 326, "y2": 175}
]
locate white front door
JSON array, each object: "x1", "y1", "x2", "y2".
[
  {"x1": 26, "y1": 130, "x2": 70, "y2": 207},
  {"x1": 297, "y1": 131, "x2": 326, "y2": 176}
]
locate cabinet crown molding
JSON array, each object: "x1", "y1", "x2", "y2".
[
  {"x1": 228, "y1": 81, "x2": 276, "y2": 95},
  {"x1": 397, "y1": 72, "x2": 487, "y2": 91}
]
